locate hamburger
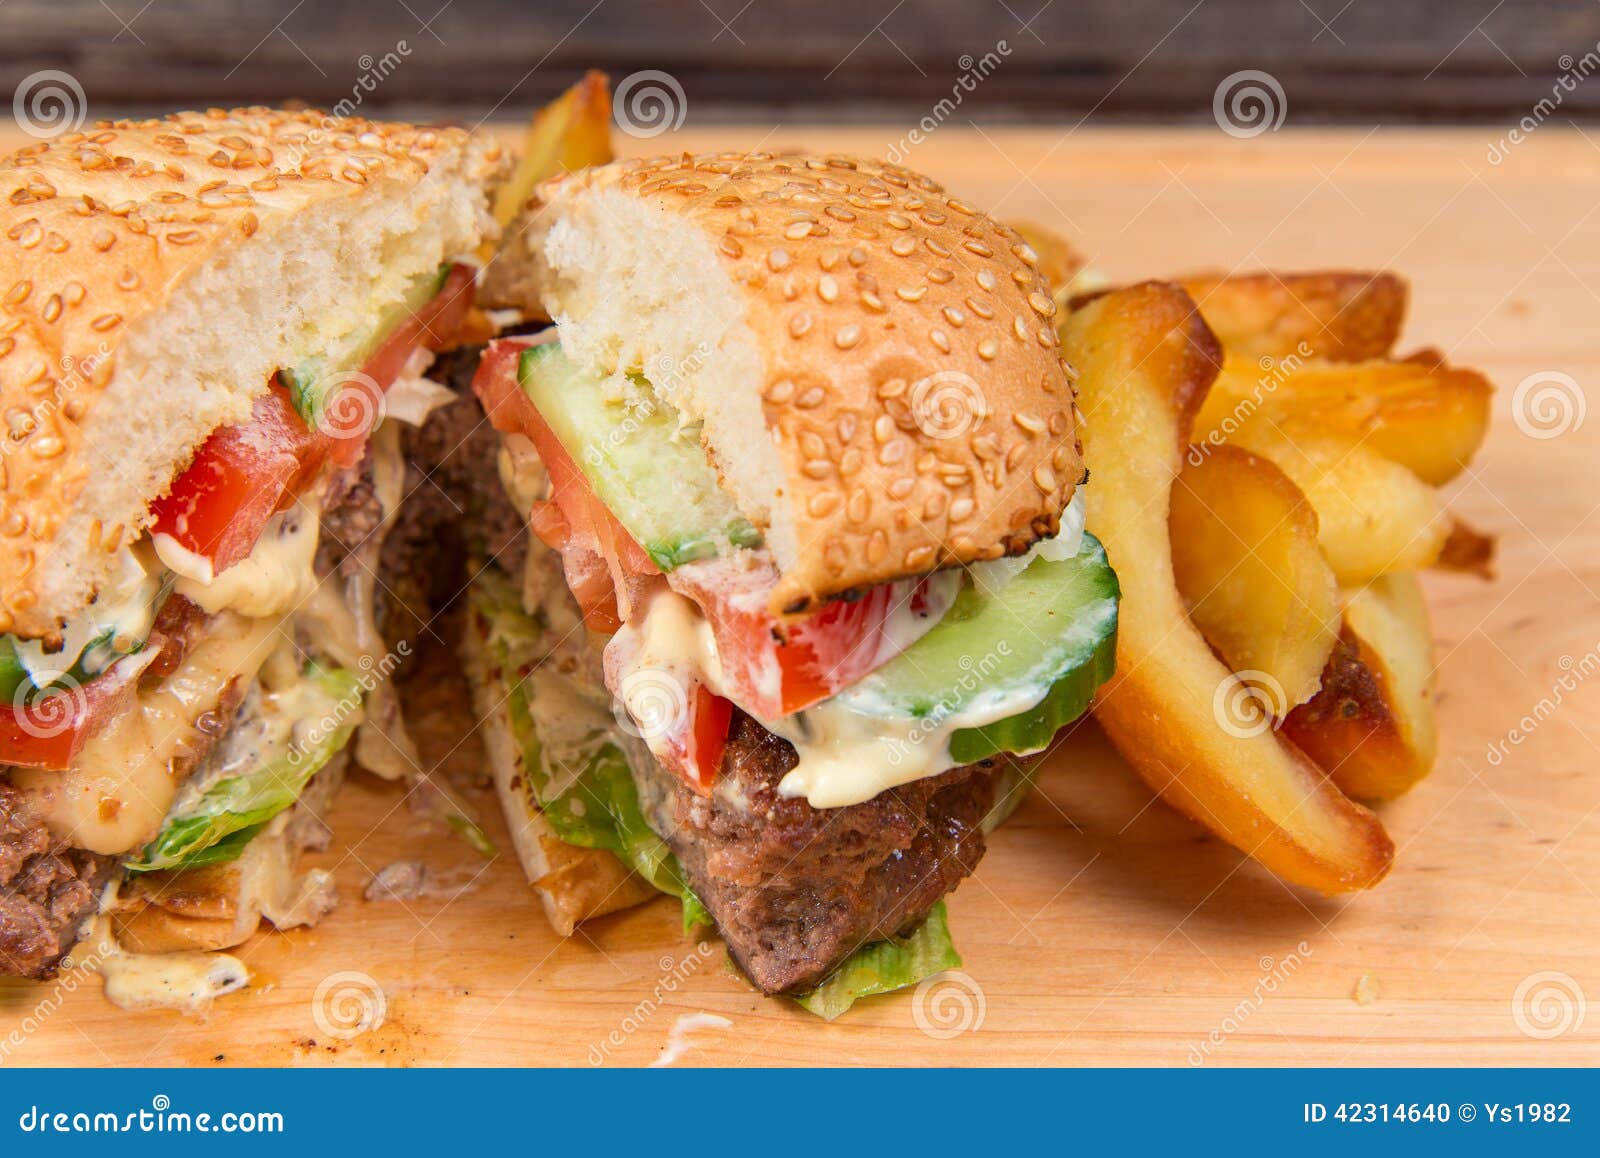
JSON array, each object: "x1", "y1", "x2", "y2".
[
  {"x1": 0, "y1": 108, "x2": 498, "y2": 995},
  {"x1": 462, "y1": 151, "x2": 1120, "y2": 1012}
]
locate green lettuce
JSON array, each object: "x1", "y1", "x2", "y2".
[
  {"x1": 125, "y1": 664, "x2": 363, "y2": 873},
  {"x1": 475, "y1": 574, "x2": 709, "y2": 933},
  {"x1": 793, "y1": 901, "x2": 963, "y2": 1021}
]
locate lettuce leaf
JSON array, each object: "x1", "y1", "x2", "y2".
[
  {"x1": 125, "y1": 665, "x2": 362, "y2": 873},
  {"x1": 476, "y1": 574, "x2": 708, "y2": 933},
  {"x1": 793, "y1": 902, "x2": 963, "y2": 1021}
]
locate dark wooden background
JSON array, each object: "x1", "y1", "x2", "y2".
[{"x1": 2, "y1": 0, "x2": 1596, "y2": 122}]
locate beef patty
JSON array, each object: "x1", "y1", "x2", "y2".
[
  {"x1": 634, "y1": 712, "x2": 1001, "y2": 994},
  {"x1": 0, "y1": 782, "x2": 113, "y2": 979}
]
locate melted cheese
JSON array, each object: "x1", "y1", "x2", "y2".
[
  {"x1": 157, "y1": 496, "x2": 321, "y2": 619},
  {"x1": 10, "y1": 613, "x2": 278, "y2": 853}
]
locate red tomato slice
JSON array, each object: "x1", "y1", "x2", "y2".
[
  {"x1": 0, "y1": 655, "x2": 145, "y2": 771},
  {"x1": 148, "y1": 385, "x2": 325, "y2": 572},
  {"x1": 668, "y1": 559, "x2": 956, "y2": 719},
  {"x1": 152, "y1": 265, "x2": 476, "y2": 570},
  {"x1": 474, "y1": 337, "x2": 661, "y2": 633},
  {"x1": 685, "y1": 686, "x2": 733, "y2": 790},
  {"x1": 327, "y1": 263, "x2": 478, "y2": 468}
]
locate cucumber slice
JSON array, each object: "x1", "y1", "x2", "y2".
[
  {"x1": 517, "y1": 343, "x2": 760, "y2": 569},
  {"x1": 838, "y1": 533, "x2": 1119, "y2": 762},
  {"x1": 281, "y1": 263, "x2": 450, "y2": 427}
]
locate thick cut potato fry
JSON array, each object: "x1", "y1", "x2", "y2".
[
  {"x1": 1181, "y1": 271, "x2": 1407, "y2": 362},
  {"x1": 1067, "y1": 282, "x2": 1393, "y2": 895},
  {"x1": 1285, "y1": 573, "x2": 1437, "y2": 800},
  {"x1": 1171, "y1": 445, "x2": 1340, "y2": 708},
  {"x1": 489, "y1": 70, "x2": 613, "y2": 237},
  {"x1": 1194, "y1": 351, "x2": 1492, "y2": 485},
  {"x1": 1226, "y1": 422, "x2": 1450, "y2": 584}
]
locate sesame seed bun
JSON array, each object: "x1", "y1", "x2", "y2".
[
  {"x1": 489, "y1": 151, "x2": 1081, "y2": 614},
  {"x1": 0, "y1": 108, "x2": 502, "y2": 639}
]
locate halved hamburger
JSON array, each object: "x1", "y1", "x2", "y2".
[
  {"x1": 0, "y1": 108, "x2": 498, "y2": 996},
  {"x1": 464, "y1": 151, "x2": 1119, "y2": 1011}
]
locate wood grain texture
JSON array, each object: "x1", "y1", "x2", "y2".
[
  {"x1": 1, "y1": 122, "x2": 1597, "y2": 1068},
  {"x1": 4, "y1": 0, "x2": 1600, "y2": 119}
]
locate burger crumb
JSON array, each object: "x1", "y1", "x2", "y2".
[{"x1": 1352, "y1": 974, "x2": 1380, "y2": 1006}]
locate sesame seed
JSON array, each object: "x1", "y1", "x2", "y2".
[{"x1": 835, "y1": 325, "x2": 862, "y2": 349}]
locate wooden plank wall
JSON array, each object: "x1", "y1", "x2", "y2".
[{"x1": 0, "y1": 0, "x2": 1596, "y2": 122}]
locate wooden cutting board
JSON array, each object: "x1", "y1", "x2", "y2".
[{"x1": 2, "y1": 123, "x2": 1596, "y2": 1068}]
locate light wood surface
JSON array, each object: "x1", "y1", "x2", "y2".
[{"x1": 2, "y1": 123, "x2": 1596, "y2": 1068}]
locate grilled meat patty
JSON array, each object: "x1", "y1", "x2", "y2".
[{"x1": 633, "y1": 712, "x2": 1001, "y2": 994}]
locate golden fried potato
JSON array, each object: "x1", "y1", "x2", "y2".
[
  {"x1": 1067, "y1": 282, "x2": 1393, "y2": 894},
  {"x1": 1180, "y1": 271, "x2": 1406, "y2": 362},
  {"x1": 1226, "y1": 422, "x2": 1451, "y2": 584},
  {"x1": 1194, "y1": 351, "x2": 1493, "y2": 485},
  {"x1": 1285, "y1": 573, "x2": 1437, "y2": 800},
  {"x1": 490, "y1": 70, "x2": 614, "y2": 235},
  {"x1": 1171, "y1": 445, "x2": 1341, "y2": 708}
]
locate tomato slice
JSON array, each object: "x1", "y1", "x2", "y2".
[
  {"x1": 683, "y1": 686, "x2": 732, "y2": 792},
  {"x1": 668, "y1": 559, "x2": 958, "y2": 719},
  {"x1": 474, "y1": 337, "x2": 661, "y2": 633},
  {"x1": 327, "y1": 263, "x2": 478, "y2": 468},
  {"x1": 152, "y1": 264, "x2": 476, "y2": 570},
  {"x1": 0, "y1": 655, "x2": 145, "y2": 770},
  {"x1": 148, "y1": 385, "x2": 325, "y2": 572}
]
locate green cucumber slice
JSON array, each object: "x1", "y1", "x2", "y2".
[
  {"x1": 281, "y1": 263, "x2": 450, "y2": 427},
  {"x1": 838, "y1": 533, "x2": 1119, "y2": 762},
  {"x1": 516, "y1": 343, "x2": 760, "y2": 570}
]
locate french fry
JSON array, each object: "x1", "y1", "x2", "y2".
[
  {"x1": 1194, "y1": 351, "x2": 1493, "y2": 486},
  {"x1": 488, "y1": 70, "x2": 614, "y2": 241},
  {"x1": 1180, "y1": 271, "x2": 1407, "y2": 362},
  {"x1": 1171, "y1": 445, "x2": 1341, "y2": 708},
  {"x1": 1226, "y1": 421, "x2": 1451, "y2": 584},
  {"x1": 1284, "y1": 573, "x2": 1437, "y2": 800},
  {"x1": 1067, "y1": 282, "x2": 1393, "y2": 895}
]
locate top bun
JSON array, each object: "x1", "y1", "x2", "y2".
[
  {"x1": 489, "y1": 151, "x2": 1081, "y2": 614},
  {"x1": 0, "y1": 108, "x2": 501, "y2": 639}
]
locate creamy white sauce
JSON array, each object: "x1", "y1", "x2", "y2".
[
  {"x1": 968, "y1": 489, "x2": 1085, "y2": 594},
  {"x1": 381, "y1": 349, "x2": 456, "y2": 426},
  {"x1": 81, "y1": 916, "x2": 250, "y2": 1015},
  {"x1": 649, "y1": 1012, "x2": 732, "y2": 1067},
  {"x1": 12, "y1": 549, "x2": 162, "y2": 682},
  {"x1": 607, "y1": 586, "x2": 1053, "y2": 810}
]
